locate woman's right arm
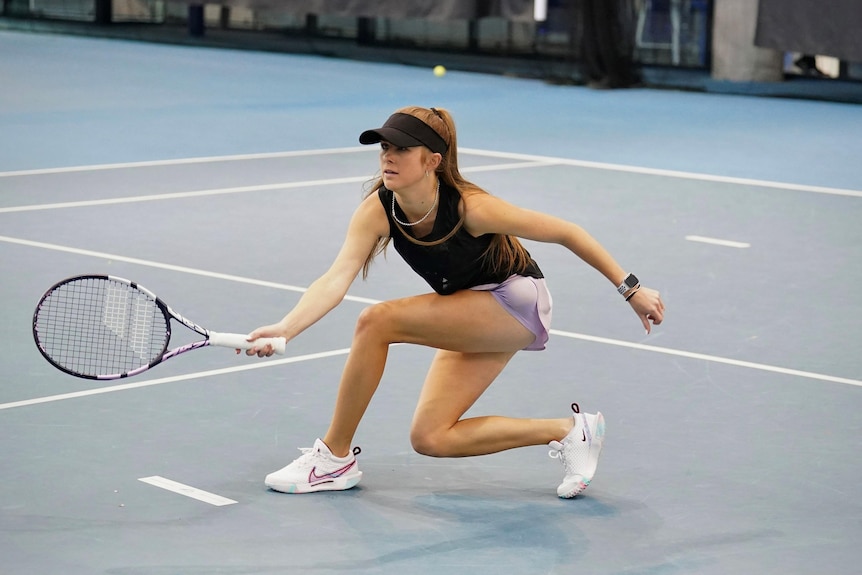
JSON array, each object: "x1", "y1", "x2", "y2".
[{"x1": 244, "y1": 193, "x2": 389, "y2": 356}]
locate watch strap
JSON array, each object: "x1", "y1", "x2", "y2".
[{"x1": 617, "y1": 273, "x2": 639, "y2": 295}]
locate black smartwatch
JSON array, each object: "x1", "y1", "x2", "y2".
[{"x1": 616, "y1": 273, "x2": 639, "y2": 296}]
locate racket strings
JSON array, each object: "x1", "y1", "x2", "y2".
[{"x1": 34, "y1": 277, "x2": 168, "y2": 378}]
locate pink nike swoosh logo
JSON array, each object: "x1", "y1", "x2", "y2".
[{"x1": 308, "y1": 461, "x2": 356, "y2": 484}]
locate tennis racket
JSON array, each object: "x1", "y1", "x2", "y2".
[{"x1": 32, "y1": 274, "x2": 285, "y2": 380}]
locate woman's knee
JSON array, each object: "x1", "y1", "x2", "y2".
[
  {"x1": 409, "y1": 426, "x2": 450, "y2": 458},
  {"x1": 354, "y1": 302, "x2": 397, "y2": 339}
]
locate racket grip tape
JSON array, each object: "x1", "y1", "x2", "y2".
[{"x1": 208, "y1": 332, "x2": 287, "y2": 355}]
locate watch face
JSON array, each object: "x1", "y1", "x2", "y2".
[{"x1": 625, "y1": 274, "x2": 639, "y2": 288}]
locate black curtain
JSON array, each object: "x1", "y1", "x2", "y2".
[
  {"x1": 755, "y1": 0, "x2": 862, "y2": 62},
  {"x1": 572, "y1": 0, "x2": 639, "y2": 88}
]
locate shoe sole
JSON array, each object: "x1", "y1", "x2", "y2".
[
  {"x1": 267, "y1": 471, "x2": 362, "y2": 494},
  {"x1": 558, "y1": 412, "x2": 605, "y2": 499}
]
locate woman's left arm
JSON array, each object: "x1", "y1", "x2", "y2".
[{"x1": 465, "y1": 193, "x2": 664, "y2": 332}]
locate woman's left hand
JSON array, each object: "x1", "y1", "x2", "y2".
[{"x1": 628, "y1": 287, "x2": 664, "y2": 334}]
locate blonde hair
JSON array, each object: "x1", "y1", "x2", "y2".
[{"x1": 361, "y1": 106, "x2": 533, "y2": 280}]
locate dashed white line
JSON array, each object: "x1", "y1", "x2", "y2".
[
  {"x1": 685, "y1": 235, "x2": 751, "y2": 248},
  {"x1": 138, "y1": 476, "x2": 237, "y2": 506}
]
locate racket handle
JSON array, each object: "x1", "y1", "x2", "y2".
[{"x1": 208, "y1": 332, "x2": 286, "y2": 355}]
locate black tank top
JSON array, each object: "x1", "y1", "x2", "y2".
[{"x1": 378, "y1": 184, "x2": 543, "y2": 295}]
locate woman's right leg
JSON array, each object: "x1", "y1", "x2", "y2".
[{"x1": 322, "y1": 289, "x2": 539, "y2": 457}]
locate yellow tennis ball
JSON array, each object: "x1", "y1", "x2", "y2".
[{"x1": 433, "y1": 65, "x2": 446, "y2": 77}]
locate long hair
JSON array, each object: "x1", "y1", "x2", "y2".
[{"x1": 361, "y1": 106, "x2": 533, "y2": 280}]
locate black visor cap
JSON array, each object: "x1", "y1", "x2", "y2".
[{"x1": 359, "y1": 113, "x2": 448, "y2": 155}]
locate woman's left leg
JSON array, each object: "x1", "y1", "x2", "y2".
[
  {"x1": 410, "y1": 349, "x2": 571, "y2": 457},
  {"x1": 410, "y1": 349, "x2": 607, "y2": 500}
]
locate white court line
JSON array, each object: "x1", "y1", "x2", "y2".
[
  {"x1": 685, "y1": 235, "x2": 751, "y2": 248},
  {"x1": 1, "y1": 145, "x2": 858, "y2": 197},
  {"x1": 0, "y1": 235, "x2": 380, "y2": 305},
  {"x1": 550, "y1": 330, "x2": 861, "y2": 387},
  {"x1": 0, "y1": 161, "x2": 550, "y2": 214},
  {"x1": 0, "y1": 147, "x2": 370, "y2": 178},
  {"x1": 138, "y1": 476, "x2": 237, "y2": 506},
  {"x1": 461, "y1": 147, "x2": 862, "y2": 198},
  {"x1": 0, "y1": 176, "x2": 369, "y2": 214},
  {"x1": 2, "y1": 233, "x2": 859, "y2": 391},
  {"x1": 463, "y1": 159, "x2": 560, "y2": 173},
  {"x1": 0, "y1": 348, "x2": 352, "y2": 410}
]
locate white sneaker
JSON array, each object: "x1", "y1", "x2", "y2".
[
  {"x1": 548, "y1": 403, "x2": 605, "y2": 498},
  {"x1": 265, "y1": 438, "x2": 362, "y2": 494}
]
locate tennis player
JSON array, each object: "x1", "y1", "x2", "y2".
[{"x1": 244, "y1": 106, "x2": 665, "y2": 498}]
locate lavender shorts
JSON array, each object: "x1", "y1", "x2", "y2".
[{"x1": 470, "y1": 275, "x2": 553, "y2": 351}]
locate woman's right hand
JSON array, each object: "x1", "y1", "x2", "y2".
[{"x1": 238, "y1": 322, "x2": 288, "y2": 357}]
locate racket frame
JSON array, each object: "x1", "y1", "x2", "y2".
[{"x1": 33, "y1": 274, "x2": 255, "y2": 380}]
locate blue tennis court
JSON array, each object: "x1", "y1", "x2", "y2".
[{"x1": 1, "y1": 30, "x2": 860, "y2": 575}]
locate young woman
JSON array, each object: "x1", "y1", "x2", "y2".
[{"x1": 243, "y1": 106, "x2": 665, "y2": 498}]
